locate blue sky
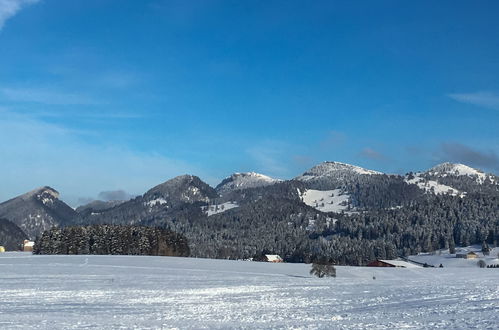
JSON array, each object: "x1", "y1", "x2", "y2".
[{"x1": 1, "y1": 0, "x2": 499, "y2": 205}]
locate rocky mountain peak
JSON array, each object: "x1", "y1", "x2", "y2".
[
  {"x1": 427, "y1": 163, "x2": 485, "y2": 177},
  {"x1": 216, "y1": 172, "x2": 280, "y2": 194},
  {"x1": 425, "y1": 163, "x2": 495, "y2": 185},
  {"x1": 144, "y1": 174, "x2": 218, "y2": 206},
  {"x1": 24, "y1": 186, "x2": 60, "y2": 201},
  {"x1": 296, "y1": 161, "x2": 382, "y2": 181}
]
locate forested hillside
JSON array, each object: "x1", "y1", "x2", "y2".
[
  {"x1": 2, "y1": 162, "x2": 499, "y2": 265},
  {"x1": 0, "y1": 218, "x2": 28, "y2": 251}
]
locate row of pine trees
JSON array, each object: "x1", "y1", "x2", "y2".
[{"x1": 33, "y1": 225, "x2": 190, "y2": 257}]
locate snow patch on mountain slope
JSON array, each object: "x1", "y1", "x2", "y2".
[
  {"x1": 301, "y1": 189, "x2": 351, "y2": 213},
  {"x1": 145, "y1": 198, "x2": 168, "y2": 208},
  {"x1": 40, "y1": 197, "x2": 54, "y2": 205},
  {"x1": 181, "y1": 186, "x2": 209, "y2": 202},
  {"x1": 203, "y1": 202, "x2": 239, "y2": 216},
  {"x1": 405, "y1": 175, "x2": 465, "y2": 197}
]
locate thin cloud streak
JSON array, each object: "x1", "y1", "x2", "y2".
[
  {"x1": 438, "y1": 142, "x2": 499, "y2": 172},
  {"x1": 98, "y1": 190, "x2": 133, "y2": 201},
  {"x1": 29, "y1": 110, "x2": 144, "y2": 120},
  {"x1": 0, "y1": 109, "x2": 203, "y2": 207},
  {"x1": 0, "y1": 0, "x2": 39, "y2": 31},
  {"x1": 360, "y1": 147, "x2": 386, "y2": 161},
  {"x1": 448, "y1": 91, "x2": 499, "y2": 111},
  {"x1": 246, "y1": 142, "x2": 290, "y2": 178},
  {"x1": 0, "y1": 87, "x2": 101, "y2": 105}
]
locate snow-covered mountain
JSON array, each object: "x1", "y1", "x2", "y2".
[
  {"x1": 293, "y1": 161, "x2": 386, "y2": 199},
  {"x1": 0, "y1": 187, "x2": 76, "y2": 239},
  {"x1": 424, "y1": 162, "x2": 495, "y2": 184},
  {"x1": 144, "y1": 175, "x2": 219, "y2": 209},
  {"x1": 295, "y1": 161, "x2": 382, "y2": 189},
  {"x1": 404, "y1": 162, "x2": 499, "y2": 197},
  {"x1": 74, "y1": 175, "x2": 220, "y2": 227},
  {"x1": 297, "y1": 161, "x2": 381, "y2": 180},
  {"x1": 2, "y1": 160, "x2": 499, "y2": 260},
  {"x1": 216, "y1": 172, "x2": 280, "y2": 194}
]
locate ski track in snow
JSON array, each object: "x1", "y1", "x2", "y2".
[{"x1": 1, "y1": 253, "x2": 498, "y2": 329}]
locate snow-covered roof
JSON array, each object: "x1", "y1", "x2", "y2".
[
  {"x1": 456, "y1": 251, "x2": 478, "y2": 255},
  {"x1": 379, "y1": 260, "x2": 421, "y2": 268},
  {"x1": 265, "y1": 255, "x2": 283, "y2": 262},
  {"x1": 23, "y1": 241, "x2": 35, "y2": 247}
]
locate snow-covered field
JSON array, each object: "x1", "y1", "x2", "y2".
[
  {"x1": 408, "y1": 245, "x2": 499, "y2": 268},
  {"x1": 301, "y1": 189, "x2": 351, "y2": 213},
  {"x1": 1, "y1": 253, "x2": 498, "y2": 329},
  {"x1": 404, "y1": 174, "x2": 465, "y2": 197},
  {"x1": 203, "y1": 202, "x2": 239, "y2": 216}
]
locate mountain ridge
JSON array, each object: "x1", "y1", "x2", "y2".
[
  {"x1": 1, "y1": 161, "x2": 498, "y2": 264},
  {"x1": 0, "y1": 186, "x2": 77, "y2": 239},
  {"x1": 216, "y1": 172, "x2": 281, "y2": 195}
]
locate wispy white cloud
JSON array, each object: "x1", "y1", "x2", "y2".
[
  {"x1": 0, "y1": 84, "x2": 145, "y2": 119},
  {"x1": 437, "y1": 142, "x2": 499, "y2": 172},
  {"x1": 97, "y1": 190, "x2": 133, "y2": 202},
  {"x1": 246, "y1": 142, "x2": 290, "y2": 178},
  {"x1": 27, "y1": 110, "x2": 144, "y2": 120},
  {"x1": 0, "y1": 87, "x2": 101, "y2": 105},
  {"x1": 448, "y1": 91, "x2": 499, "y2": 110},
  {"x1": 0, "y1": 0, "x2": 39, "y2": 31},
  {"x1": 360, "y1": 147, "x2": 386, "y2": 161},
  {"x1": 320, "y1": 130, "x2": 346, "y2": 149},
  {"x1": 98, "y1": 71, "x2": 138, "y2": 89},
  {"x1": 0, "y1": 109, "x2": 203, "y2": 206}
]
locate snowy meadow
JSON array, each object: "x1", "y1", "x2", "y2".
[{"x1": 1, "y1": 253, "x2": 498, "y2": 329}]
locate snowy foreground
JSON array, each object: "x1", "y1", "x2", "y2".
[{"x1": 1, "y1": 253, "x2": 498, "y2": 329}]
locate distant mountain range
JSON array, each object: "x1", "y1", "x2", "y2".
[{"x1": 1, "y1": 162, "x2": 498, "y2": 264}]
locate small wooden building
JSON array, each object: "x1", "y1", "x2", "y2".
[
  {"x1": 368, "y1": 260, "x2": 397, "y2": 267},
  {"x1": 264, "y1": 254, "x2": 283, "y2": 263},
  {"x1": 23, "y1": 240, "x2": 34, "y2": 252},
  {"x1": 456, "y1": 251, "x2": 478, "y2": 259},
  {"x1": 367, "y1": 259, "x2": 420, "y2": 268}
]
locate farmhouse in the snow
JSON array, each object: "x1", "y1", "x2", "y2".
[
  {"x1": 23, "y1": 240, "x2": 34, "y2": 252},
  {"x1": 264, "y1": 255, "x2": 283, "y2": 263},
  {"x1": 456, "y1": 251, "x2": 478, "y2": 259},
  {"x1": 367, "y1": 259, "x2": 421, "y2": 268}
]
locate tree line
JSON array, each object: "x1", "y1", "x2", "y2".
[{"x1": 33, "y1": 225, "x2": 190, "y2": 257}]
